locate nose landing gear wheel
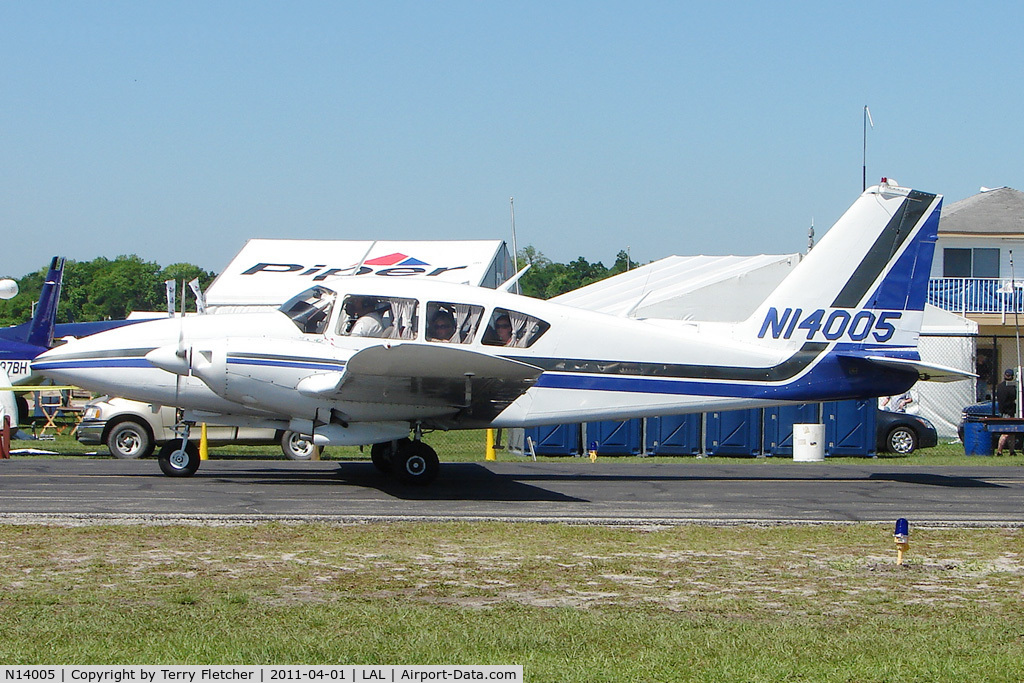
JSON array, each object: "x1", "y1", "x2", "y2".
[{"x1": 158, "y1": 439, "x2": 201, "y2": 477}]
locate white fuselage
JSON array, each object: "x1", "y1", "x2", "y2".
[{"x1": 33, "y1": 278, "x2": 809, "y2": 443}]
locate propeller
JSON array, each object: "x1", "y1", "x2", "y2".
[
  {"x1": 158, "y1": 279, "x2": 192, "y2": 409},
  {"x1": 148, "y1": 279, "x2": 212, "y2": 403}
]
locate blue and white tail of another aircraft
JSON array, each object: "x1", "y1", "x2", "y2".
[{"x1": 0, "y1": 257, "x2": 65, "y2": 386}]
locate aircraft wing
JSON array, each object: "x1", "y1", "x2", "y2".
[{"x1": 306, "y1": 344, "x2": 543, "y2": 426}]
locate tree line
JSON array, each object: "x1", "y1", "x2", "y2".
[
  {"x1": 0, "y1": 247, "x2": 637, "y2": 327},
  {"x1": 516, "y1": 247, "x2": 638, "y2": 299},
  {"x1": 0, "y1": 255, "x2": 216, "y2": 327}
]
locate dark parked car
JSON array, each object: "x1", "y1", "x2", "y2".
[{"x1": 876, "y1": 410, "x2": 938, "y2": 454}]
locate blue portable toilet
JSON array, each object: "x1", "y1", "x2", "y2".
[
  {"x1": 706, "y1": 408, "x2": 762, "y2": 456},
  {"x1": 524, "y1": 423, "x2": 581, "y2": 456},
  {"x1": 645, "y1": 414, "x2": 702, "y2": 455},
  {"x1": 585, "y1": 419, "x2": 642, "y2": 456},
  {"x1": 824, "y1": 400, "x2": 876, "y2": 456},
  {"x1": 763, "y1": 404, "x2": 821, "y2": 456}
]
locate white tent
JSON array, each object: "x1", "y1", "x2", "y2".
[
  {"x1": 556, "y1": 253, "x2": 976, "y2": 439},
  {"x1": 917, "y1": 305, "x2": 978, "y2": 438},
  {"x1": 553, "y1": 254, "x2": 802, "y2": 321}
]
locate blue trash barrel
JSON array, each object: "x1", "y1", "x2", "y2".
[{"x1": 963, "y1": 421, "x2": 993, "y2": 456}]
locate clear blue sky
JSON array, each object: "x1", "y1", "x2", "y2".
[{"x1": 2, "y1": 1, "x2": 1021, "y2": 278}]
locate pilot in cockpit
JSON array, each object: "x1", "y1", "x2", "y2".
[{"x1": 346, "y1": 296, "x2": 391, "y2": 337}]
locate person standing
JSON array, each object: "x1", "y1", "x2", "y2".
[{"x1": 996, "y1": 369, "x2": 1017, "y2": 455}]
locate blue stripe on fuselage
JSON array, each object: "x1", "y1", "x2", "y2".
[
  {"x1": 32, "y1": 357, "x2": 153, "y2": 371},
  {"x1": 226, "y1": 356, "x2": 346, "y2": 372},
  {"x1": 535, "y1": 352, "x2": 916, "y2": 402}
]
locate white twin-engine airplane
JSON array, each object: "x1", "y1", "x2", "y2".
[{"x1": 34, "y1": 182, "x2": 966, "y2": 483}]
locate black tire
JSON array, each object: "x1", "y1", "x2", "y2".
[
  {"x1": 280, "y1": 431, "x2": 320, "y2": 460},
  {"x1": 158, "y1": 438, "x2": 201, "y2": 477},
  {"x1": 370, "y1": 439, "x2": 401, "y2": 473},
  {"x1": 106, "y1": 419, "x2": 155, "y2": 459},
  {"x1": 887, "y1": 426, "x2": 918, "y2": 454},
  {"x1": 15, "y1": 395, "x2": 29, "y2": 426},
  {"x1": 392, "y1": 440, "x2": 439, "y2": 485}
]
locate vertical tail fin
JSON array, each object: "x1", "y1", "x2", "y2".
[
  {"x1": 24, "y1": 257, "x2": 65, "y2": 349},
  {"x1": 745, "y1": 182, "x2": 941, "y2": 357}
]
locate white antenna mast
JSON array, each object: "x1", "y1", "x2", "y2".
[
  {"x1": 509, "y1": 197, "x2": 520, "y2": 294},
  {"x1": 1012, "y1": 250, "x2": 1022, "y2": 418}
]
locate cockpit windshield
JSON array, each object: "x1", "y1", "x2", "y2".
[{"x1": 278, "y1": 286, "x2": 337, "y2": 334}]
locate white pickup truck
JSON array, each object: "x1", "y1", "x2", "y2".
[{"x1": 76, "y1": 396, "x2": 320, "y2": 460}]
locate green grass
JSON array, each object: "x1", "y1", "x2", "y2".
[{"x1": 0, "y1": 523, "x2": 1022, "y2": 680}]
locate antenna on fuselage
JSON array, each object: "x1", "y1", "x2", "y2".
[{"x1": 498, "y1": 264, "x2": 532, "y2": 293}]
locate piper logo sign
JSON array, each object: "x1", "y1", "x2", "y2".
[{"x1": 241, "y1": 253, "x2": 468, "y2": 282}]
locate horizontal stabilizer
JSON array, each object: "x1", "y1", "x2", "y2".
[{"x1": 860, "y1": 355, "x2": 977, "y2": 383}]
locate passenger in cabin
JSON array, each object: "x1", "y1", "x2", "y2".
[
  {"x1": 483, "y1": 313, "x2": 514, "y2": 346},
  {"x1": 346, "y1": 296, "x2": 390, "y2": 337},
  {"x1": 427, "y1": 310, "x2": 457, "y2": 342}
]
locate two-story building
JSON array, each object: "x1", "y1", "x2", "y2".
[{"x1": 928, "y1": 186, "x2": 1024, "y2": 401}]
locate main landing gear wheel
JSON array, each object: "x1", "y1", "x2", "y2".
[
  {"x1": 393, "y1": 440, "x2": 439, "y2": 485},
  {"x1": 158, "y1": 438, "x2": 201, "y2": 477},
  {"x1": 370, "y1": 439, "x2": 404, "y2": 473},
  {"x1": 370, "y1": 438, "x2": 439, "y2": 485}
]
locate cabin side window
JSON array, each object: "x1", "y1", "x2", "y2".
[
  {"x1": 338, "y1": 295, "x2": 418, "y2": 340},
  {"x1": 482, "y1": 307, "x2": 549, "y2": 348},
  {"x1": 278, "y1": 286, "x2": 337, "y2": 335},
  {"x1": 426, "y1": 302, "x2": 484, "y2": 343}
]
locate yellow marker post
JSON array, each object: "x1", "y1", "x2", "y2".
[
  {"x1": 199, "y1": 423, "x2": 209, "y2": 461},
  {"x1": 485, "y1": 429, "x2": 496, "y2": 461}
]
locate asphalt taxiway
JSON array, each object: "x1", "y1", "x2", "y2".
[{"x1": 1, "y1": 458, "x2": 1022, "y2": 525}]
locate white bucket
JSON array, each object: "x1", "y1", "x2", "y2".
[{"x1": 793, "y1": 423, "x2": 825, "y2": 462}]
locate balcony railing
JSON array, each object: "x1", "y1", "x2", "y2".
[{"x1": 928, "y1": 278, "x2": 1024, "y2": 315}]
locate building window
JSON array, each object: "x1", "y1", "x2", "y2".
[
  {"x1": 943, "y1": 248, "x2": 999, "y2": 278},
  {"x1": 973, "y1": 248, "x2": 1000, "y2": 277}
]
